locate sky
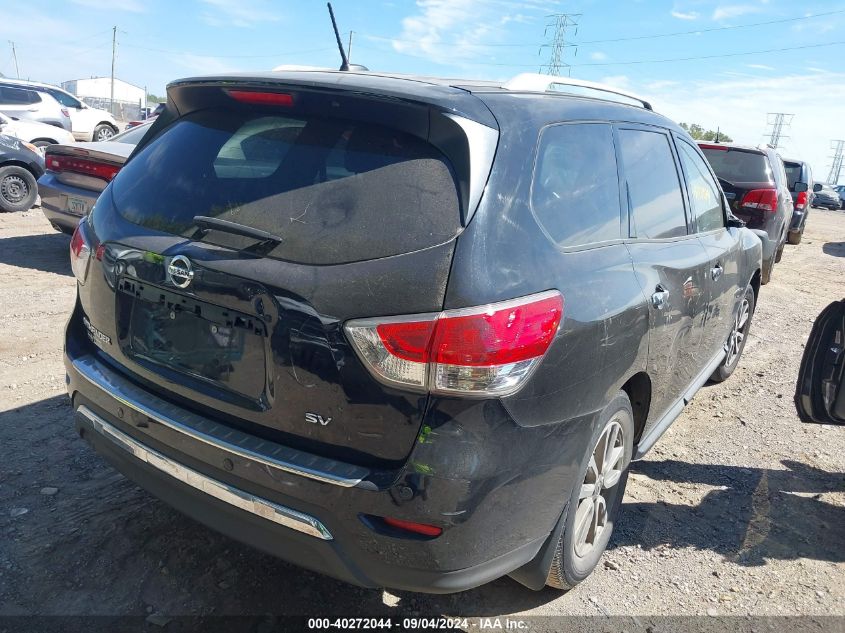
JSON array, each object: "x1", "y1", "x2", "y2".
[{"x1": 1, "y1": 0, "x2": 843, "y2": 182}]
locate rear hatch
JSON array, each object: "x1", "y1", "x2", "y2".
[
  {"x1": 79, "y1": 75, "x2": 498, "y2": 468},
  {"x1": 700, "y1": 145, "x2": 774, "y2": 229}
]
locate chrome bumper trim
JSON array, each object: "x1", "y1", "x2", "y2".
[
  {"x1": 77, "y1": 405, "x2": 333, "y2": 540},
  {"x1": 71, "y1": 355, "x2": 368, "y2": 488}
]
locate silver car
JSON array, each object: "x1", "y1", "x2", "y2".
[{"x1": 38, "y1": 123, "x2": 151, "y2": 233}]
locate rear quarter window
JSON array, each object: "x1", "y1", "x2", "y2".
[
  {"x1": 111, "y1": 109, "x2": 462, "y2": 265},
  {"x1": 530, "y1": 122, "x2": 622, "y2": 247}
]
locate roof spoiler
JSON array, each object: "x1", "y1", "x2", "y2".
[{"x1": 503, "y1": 73, "x2": 653, "y2": 111}]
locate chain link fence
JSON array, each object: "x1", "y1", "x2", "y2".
[{"x1": 79, "y1": 97, "x2": 144, "y2": 123}]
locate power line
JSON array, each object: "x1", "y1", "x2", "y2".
[
  {"x1": 828, "y1": 140, "x2": 845, "y2": 185},
  {"x1": 361, "y1": 8, "x2": 845, "y2": 50},
  {"x1": 541, "y1": 13, "x2": 580, "y2": 76},
  {"x1": 120, "y1": 42, "x2": 337, "y2": 59},
  {"x1": 765, "y1": 113, "x2": 794, "y2": 149}
]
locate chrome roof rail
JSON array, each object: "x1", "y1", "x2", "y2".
[{"x1": 502, "y1": 73, "x2": 653, "y2": 111}]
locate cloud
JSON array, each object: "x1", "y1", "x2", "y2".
[
  {"x1": 600, "y1": 75, "x2": 632, "y2": 89},
  {"x1": 200, "y1": 0, "x2": 281, "y2": 28},
  {"x1": 175, "y1": 54, "x2": 241, "y2": 75},
  {"x1": 590, "y1": 51, "x2": 607, "y2": 61},
  {"x1": 712, "y1": 4, "x2": 763, "y2": 21},
  {"x1": 387, "y1": 0, "x2": 559, "y2": 65},
  {"x1": 671, "y1": 9, "x2": 700, "y2": 20},
  {"x1": 71, "y1": 0, "x2": 145, "y2": 11},
  {"x1": 747, "y1": 63, "x2": 774, "y2": 70},
  {"x1": 635, "y1": 72, "x2": 845, "y2": 180}
]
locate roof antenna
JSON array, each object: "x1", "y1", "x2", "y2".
[
  {"x1": 327, "y1": 3, "x2": 368, "y2": 72},
  {"x1": 327, "y1": 3, "x2": 350, "y2": 71}
]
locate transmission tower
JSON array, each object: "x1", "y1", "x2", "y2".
[
  {"x1": 827, "y1": 139, "x2": 845, "y2": 184},
  {"x1": 764, "y1": 112, "x2": 794, "y2": 149},
  {"x1": 540, "y1": 13, "x2": 580, "y2": 76}
]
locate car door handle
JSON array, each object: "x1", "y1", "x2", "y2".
[
  {"x1": 651, "y1": 285, "x2": 669, "y2": 310},
  {"x1": 711, "y1": 263, "x2": 723, "y2": 281}
]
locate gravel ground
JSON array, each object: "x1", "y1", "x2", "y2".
[{"x1": 0, "y1": 207, "x2": 844, "y2": 627}]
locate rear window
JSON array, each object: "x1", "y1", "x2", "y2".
[
  {"x1": 701, "y1": 147, "x2": 772, "y2": 183},
  {"x1": 0, "y1": 86, "x2": 40, "y2": 105},
  {"x1": 783, "y1": 161, "x2": 802, "y2": 191},
  {"x1": 111, "y1": 109, "x2": 461, "y2": 265}
]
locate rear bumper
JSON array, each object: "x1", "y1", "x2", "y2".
[
  {"x1": 37, "y1": 173, "x2": 98, "y2": 233},
  {"x1": 64, "y1": 338, "x2": 573, "y2": 592},
  {"x1": 749, "y1": 228, "x2": 775, "y2": 264},
  {"x1": 789, "y1": 209, "x2": 807, "y2": 233}
]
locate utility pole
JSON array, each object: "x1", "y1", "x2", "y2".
[
  {"x1": 765, "y1": 112, "x2": 794, "y2": 149},
  {"x1": 827, "y1": 139, "x2": 845, "y2": 185},
  {"x1": 540, "y1": 13, "x2": 580, "y2": 77},
  {"x1": 9, "y1": 41, "x2": 19, "y2": 78},
  {"x1": 347, "y1": 31, "x2": 354, "y2": 64},
  {"x1": 110, "y1": 26, "x2": 117, "y2": 117}
]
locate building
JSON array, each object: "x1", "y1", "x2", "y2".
[{"x1": 61, "y1": 77, "x2": 145, "y2": 107}]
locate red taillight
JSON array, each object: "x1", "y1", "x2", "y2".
[
  {"x1": 345, "y1": 291, "x2": 563, "y2": 396},
  {"x1": 226, "y1": 90, "x2": 294, "y2": 107},
  {"x1": 698, "y1": 144, "x2": 728, "y2": 151},
  {"x1": 431, "y1": 296, "x2": 563, "y2": 366},
  {"x1": 61, "y1": 108, "x2": 70, "y2": 118},
  {"x1": 46, "y1": 153, "x2": 120, "y2": 182},
  {"x1": 795, "y1": 191, "x2": 808, "y2": 210},
  {"x1": 740, "y1": 188, "x2": 778, "y2": 213},
  {"x1": 382, "y1": 517, "x2": 443, "y2": 537},
  {"x1": 69, "y1": 223, "x2": 92, "y2": 284}
]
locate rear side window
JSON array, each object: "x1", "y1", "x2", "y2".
[
  {"x1": 618, "y1": 129, "x2": 687, "y2": 239},
  {"x1": 0, "y1": 86, "x2": 40, "y2": 105},
  {"x1": 701, "y1": 147, "x2": 772, "y2": 183},
  {"x1": 111, "y1": 109, "x2": 461, "y2": 265},
  {"x1": 531, "y1": 123, "x2": 621, "y2": 247},
  {"x1": 677, "y1": 141, "x2": 724, "y2": 233}
]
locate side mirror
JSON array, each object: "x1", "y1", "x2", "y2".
[
  {"x1": 726, "y1": 215, "x2": 745, "y2": 229},
  {"x1": 795, "y1": 299, "x2": 845, "y2": 425},
  {"x1": 794, "y1": 182, "x2": 808, "y2": 193},
  {"x1": 813, "y1": 183, "x2": 823, "y2": 192}
]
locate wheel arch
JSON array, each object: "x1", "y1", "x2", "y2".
[
  {"x1": 620, "y1": 371, "x2": 651, "y2": 445},
  {"x1": 749, "y1": 268, "x2": 761, "y2": 303},
  {"x1": 31, "y1": 137, "x2": 58, "y2": 146},
  {"x1": 0, "y1": 159, "x2": 40, "y2": 180}
]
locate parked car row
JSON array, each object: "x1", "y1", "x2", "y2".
[
  {"x1": 812, "y1": 182, "x2": 844, "y2": 210},
  {"x1": 0, "y1": 78, "x2": 119, "y2": 142}
]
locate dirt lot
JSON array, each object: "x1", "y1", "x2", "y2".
[{"x1": 1, "y1": 206, "x2": 844, "y2": 627}]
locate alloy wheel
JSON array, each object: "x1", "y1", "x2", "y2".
[
  {"x1": 573, "y1": 418, "x2": 625, "y2": 558},
  {"x1": 96, "y1": 127, "x2": 115, "y2": 141},
  {"x1": 725, "y1": 297, "x2": 750, "y2": 367},
  {"x1": 0, "y1": 174, "x2": 28, "y2": 205}
]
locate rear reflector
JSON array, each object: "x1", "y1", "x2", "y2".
[
  {"x1": 46, "y1": 153, "x2": 120, "y2": 182},
  {"x1": 795, "y1": 190, "x2": 808, "y2": 210},
  {"x1": 345, "y1": 291, "x2": 563, "y2": 396},
  {"x1": 740, "y1": 188, "x2": 778, "y2": 213},
  {"x1": 225, "y1": 90, "x2": 294, "y2": 107},
  {"x1": 382, "y1": 517, "x2": 443, "y2": 537}
]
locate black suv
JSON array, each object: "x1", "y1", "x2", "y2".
[
  {"x1": 65, "y1": 71, "x2": 762, "y2": 593},
  {"x1": 699, "y1": 143, "x2": 793, "y2": 283}
]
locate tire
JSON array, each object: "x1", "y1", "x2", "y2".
[
  {"x1": 710, "y1": 285, "x2": 755, "y2": 383},
  {"x1": 774, "y1": 235, "x2": 785, "y2": 263},
  {"x1": 93, "y1": 123, "x2": 116, "y2": 142},
  {"x1": 546, "y1": 391, "x2": 634, "y2": 590},
  {"x1": 787, "y1": 229, "x2": 803, "y2": 245},
  {"x1": 0, "y1": 165, "x2": 38, "y2": 213},
  {"x1": 32, "y1": 139, "x2": 55, "y2": 148},
  {"x1": 761, "y1": 247, "x2": 775, "y2": 284}
]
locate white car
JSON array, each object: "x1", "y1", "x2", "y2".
[
  {"x1": 45, "y1": 86, "x2": 120, "y2": 142},
  {"x1": 0, "y1": 112, "x2": 76, "y2": 148}
]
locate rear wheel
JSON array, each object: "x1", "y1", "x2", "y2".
[
  {"x1": 0, "y1": 165, "x2": 38, "y2": 212},
  {"x1": 710, "y1": 285, "x2": 755, "y2": 383},
  {"x1": 546, "y1": 391, "x2": 634, "y2": 590},
  {"x1": 774, "y1": 236, "x2": 785, "y2": 263}
]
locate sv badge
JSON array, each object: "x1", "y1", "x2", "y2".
[{"x1": 305, "y1": 412, "x2": 332, "y2": 426}]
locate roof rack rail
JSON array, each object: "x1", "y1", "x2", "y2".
[{"x1": 502, "y1": 73, "x2": 653, "y2": 111}]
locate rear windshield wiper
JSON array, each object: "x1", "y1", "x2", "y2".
[{"x1": 191, "y1": 215, "x2": 283, "y2": 255}]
